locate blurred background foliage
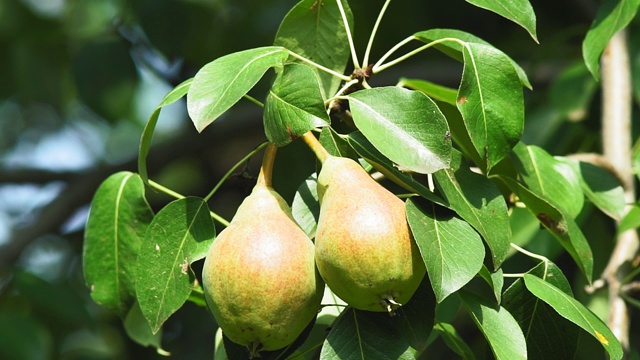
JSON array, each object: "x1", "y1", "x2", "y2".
[{"x1": 0, "y1": 0, "x2": 638, "y2": 359}]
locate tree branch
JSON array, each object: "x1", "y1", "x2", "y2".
[{"x1": 600, "y1": 29, "x2": 637, "y2": 355}]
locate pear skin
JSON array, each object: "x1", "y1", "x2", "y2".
[
  {"x1": 202, "y1": 184, "x2": 323, "y2": 354},
  {"x1": 315, "y1": 156, "x2": 426, "y2": 313}
]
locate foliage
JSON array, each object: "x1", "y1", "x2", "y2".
[{"x1": 4, "y1": 0, "x2": 640, "y2": 359}]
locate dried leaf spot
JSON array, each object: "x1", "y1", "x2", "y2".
[
  {"x1": 536, "y1": 213, "x2": 567, "y2": 235},
  {"x1": 457, "y1": 95, "x2": 468, "y2": 105},
  {"x1": 90, "y1": 284, "x2": 95, "y2": 292},
  {"x1": 595, "y1": 330, "x2": 609, "y2": 345},
  {"x1": 180, "y1": 257, "x2": 189, "y2": 275}
]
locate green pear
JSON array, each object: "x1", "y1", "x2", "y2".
[
  {"x1": 202, "y1": 183, "x2": 324, "y2": 356},
  {"x1": 315, "y1": 156, "x2": 426, "y2": 313}
]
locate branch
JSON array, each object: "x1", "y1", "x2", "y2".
[{"x1": 600, "y1": 29, "x2": 637, "y2": 355}]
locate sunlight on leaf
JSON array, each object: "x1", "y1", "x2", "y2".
[
  {"x1": 347, "y1": 86, "x2": 451, "y2": 174},
  {"x1": 187, "y1": 47, "x2": 289, "y2": 132}
]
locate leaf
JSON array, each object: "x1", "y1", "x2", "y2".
[
  {"x1": 406, "y1": 199, "x2": 485, "y2": 303},
  {"x1": 478, "y1": 266, "x2": 503, "y2": 304},
  {"x1": 414, "y1": 29, "x2": 531, "y2": 89},
  {"x1": 187, "y1": 46, "x2": 289, "y2": 132},
  {"x1": 124, "y1": 302, "x2": 169, "y2": 356},
  {"x1": 502, "y1": 262, "x2": 579, "y2": 360},
  {"x1": 433, "y1": 149, "x2": 511, "y2": 268},
  {"x1": 548, "y1": 62, "x2": 597, "y2": 122},
  {"x1": 465, "y1": 0, "x2": 538, "y2": 42},
  {"x1": 83, "y1": 172, "x2": 154, "y2": 317},
  {"x1": 399, "y1": 78, "x2": 458, "y2": 105},
  {"x1": 320, "y1": 127, "x2": 359, "y2": 159},
  {"x1": 139, "y1": 78, "x2": 192, "y2": 184},
  {"x1": 582, "y1": 0, "x2": 640, "y2": 79},
  {"x1": 13, "y1": 271, "x2": 91, "y2": 326},
  {"x1": 524, "y1": 275, "x2": 623, "y2": 360},
  {"x1": 346, "y1": 132, "x2": 447, "y2": 207},
  {"x1": 511, "y1": 143, "x2": 584, "y2": 218},
  {"x1": 320, "y1": 308, "x2": 415, "y2": 360},
  {"x1": 346, "y1": 86, "x2": 451, "y2": 174},
  {"x1": 135, "y1": 197, "x2": 215, "y2": 333},
  {"x1": 222, "y1": 318, "x2": 318, "y2": 360},
  {"x1": 498, "y1": 176, "x2": 593, "y2": 282},
  {"x1": 619, "y1": 204, "x2": 640, "y2": 233},
  {"x1": 566, "y1": 158, "x2": 625, "y2": 221},
  {"x1": 274, "y1": 0, "x2": 353, "y2": 98},
  {"x1": 392, "y1": 276, "x2": 436, "y2": 351},
  {"x1": 264, "y1": 64, "x2": 330, "y2": 146},
  {"x1": 459, "y1": 291, "x2": 527, "y2": 360},
  {"x1": 433, "y1": 323, "x2": 475, "y2": 360},
  {"x1": 0, "y1": 312, "x2": 52, "y2": 360},
  {"x1": 457, "y1": 42, "x2": 524, "y2": 172},
  {"x1": 291, "y1": 174, "x2": 320, "y2": 239}
]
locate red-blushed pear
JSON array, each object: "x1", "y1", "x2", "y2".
[
  {"x1": 201, "y1": 145, "x2": 323, "y2": 358},
  {"x1": 315, "y1": 155, "x2": 426, "y2": 314}
]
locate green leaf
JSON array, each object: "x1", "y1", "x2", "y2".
[
  {"x1": 582, "y1": 0, "x2": 640, "y2": 79},
  {"x1": 433, "y1": 150, "x2": 511, "y2": 268},
  {"x1": 502, "y1": 262, "x2": 579, "y2": 359},
  {"x1": 392, "y1": 276, "x2": 436, "y2": 351},
  {"x1": 320, "y1": 308, "x2": 415, "y2": 360},
  {"x1": 478, "y1": 266, "x2": 503, "y2": 304},
  {"x1": 320, "y1": 127, "x2": 359, "y2": 159},
  {"x1": 566, "y1": 159, "x2": 625, "y2": 221},
  {"x1": 406, "y1": 199, "x2": 485, "y2": 303},
  {"x1": 346, "y1": 86, "x2": 451, "y2": 174},
  {"x1": 346, "y1": 132, "x2": 447, "y2": 207},
  {"x1": 432, "y1": 323, "x2": 475, "y2": 360},
  {"x1": 264, "y1": 63, "x2": 329, "y2": 146},
  {"x1": 619, "y1": 204, "x2": 640, "y2": 233},
  {"x1": 0, "y1": 312, "x2": 52, "y2": 360},
  {"x1": 498, "y1": 176, "x2": 593, "y2": 282},
  {"x1": 187, "y1": 46, "x2": 289, "y2": 132},
  {"x1": 291, "y1": 174, "x2": 320, "y2": 239},
  {"x1": 274, "y1": 0, "x2": 353, "y2": 98},
  {"x1": 548, "y1": 62, "x2": 597, "y2": 122},
  {"x1": 459, "y1": 291, "x2": 527, "y2": 360},
  {"x1": 465, "y1": 0, "x2": 538, "y2": 42},
  {"x1": 124, "y1": 302, "x2": 169, "y2": 356},
  {"x1": 13, "y1": 271, "x2": 91, "y2": 326},
  {"x1": 524, "y1": 275, "x2": 623, "y2": 360},
  {"x1": 399, "y1": 78, "x2": 458, "y2": 105},
  {"x1": 457, "y1": 42, "x2": 524, "y2": 172},
  {"x1": 136, "y1": 197, "x2": 215, "y2": 333},
  {"x1": 83, "y1": 171, "x2": 154, "y2": 317},
  {"x1": 414, "y1": 29, "x2": 531, "y2": 89},
  {"x1": 139, "y1": 78, "x2": 192, "y2": 184},
  {"x1": 511, "y1": 143, "x2": 584, "y2": 218}
]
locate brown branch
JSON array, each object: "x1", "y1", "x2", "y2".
[{"x1": 600, "y1": 29, "x2": 637, "y2": 355}]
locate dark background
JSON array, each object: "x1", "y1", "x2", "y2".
[{"x1": 0, "y1": 0, "x2": 636, "y2": 358}]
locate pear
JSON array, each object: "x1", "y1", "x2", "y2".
[
  {"x1": 202, "y1": 183, "x2": 324, "y2": 356},
  {"x1": 315, "y1": 156, "x2": 426, "y2": 313}
]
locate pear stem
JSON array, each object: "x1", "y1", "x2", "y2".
[
  {"x1": 257, "y1": 143, "x2": 278, "y2": 188},
  {"x1": 301, "y1": 131, "x2": 330, "y2": 164}
]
